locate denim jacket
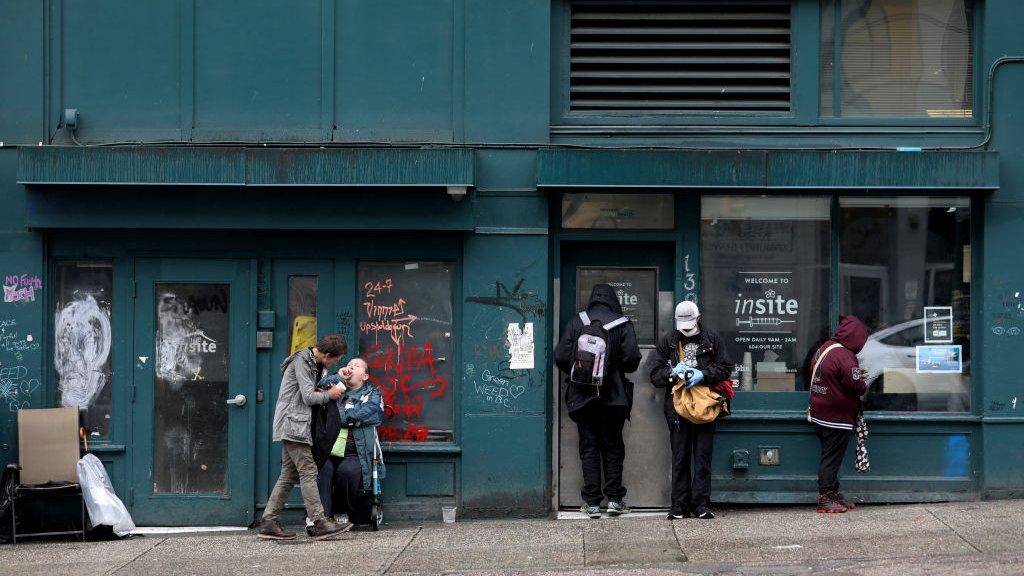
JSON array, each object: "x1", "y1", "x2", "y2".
[{"x1": 321, "y1": 375, "x2": 387, "y2": 490}]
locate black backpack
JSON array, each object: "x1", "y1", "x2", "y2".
[{"x1": 568, "y1": 311, "x2": 629, "y2": 390}]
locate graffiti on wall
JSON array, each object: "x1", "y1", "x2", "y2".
[
  {"x1": 3, "y1": 274, "x2": 42, "y2": 304},
  {"x1": 0, "y1": 361, "x2": 39, "y2": 413},
  {"x1": 54, "y1": 295, "x2": 112, "y2": 409},
  {"x1": 1, "y1": 318, "x2": 41, "y2": 363},
  {"x1": 358, "y1": 266, "x2": 453, "y2": 443},
  {"x1": 990, "y1": 289, "x2": 1023, "y2": 336},
  {"x1": 464, "y1": 276, "x2": 545, "y2": 413},
  {"x1": 1, "y1": 315, "x2": 41, "y2": 411}
]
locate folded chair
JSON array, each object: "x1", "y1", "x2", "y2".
[{"x1": 8, "y1": 407, "x2": 86, "y2": 543}]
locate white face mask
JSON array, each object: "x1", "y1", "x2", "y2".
[{"x1": 681, "y1": 325, "x2": 700, "y2": 337}]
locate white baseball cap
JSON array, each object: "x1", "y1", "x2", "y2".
[{"x1": 674, "y1": 301, "x2": 700, "y2": 332}]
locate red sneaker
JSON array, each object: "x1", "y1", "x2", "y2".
[
  {"x1": 816, "y1": 493, "x2": 849, "y2": 513},
  {"x1": 833, "y1": 492, "x2": 856, "y2": 509}
]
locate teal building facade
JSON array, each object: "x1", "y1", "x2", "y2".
[{"x1": 0, "y1": 0, "x2": 1022, "y2": 525}]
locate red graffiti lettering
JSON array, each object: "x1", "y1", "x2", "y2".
[
  {"x1": 378, "y1": 423, "x2": 429, "y2": 443},
  {"x1": 366, "y1": 341, "x2": 448, "y2": 442}
]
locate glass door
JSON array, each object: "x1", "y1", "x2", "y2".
[
  {"x1": 557, "y1": 241, "x2": 675, "y2": 509},
  {"x1": 131, "y1": 258, "x2": 253, "y2": 526}
]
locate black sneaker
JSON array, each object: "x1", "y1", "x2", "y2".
[
  {"x1": 667, "y1": 509, "x2": 689, "y2": 520},
  {"x1": 695, "y1": 508, "x2": 715, "y2": 520},
  {"x1": 606, "y1": 501, "x2": 630, "y2": 517},
  {"x1": 580, "y1": 504, "x2": 601, "y2": 519}
]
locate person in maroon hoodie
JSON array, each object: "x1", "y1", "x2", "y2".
[{"x1": 807, "y1": 316, "x2": 869, "y2": 513}]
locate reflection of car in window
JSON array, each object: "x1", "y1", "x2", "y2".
[{"x1": 858, "y1": 319, "x2": 970, "y2": 412}]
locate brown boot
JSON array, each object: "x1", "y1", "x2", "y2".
[
  {"x1": 309, "y1": 517, "x2": 352, "y2": 540},
  {"x1": 257, "y1": 519, "x2": 297, "y2": 540}
]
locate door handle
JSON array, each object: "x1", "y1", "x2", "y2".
[{"x1": 226, "y1": 394, "x2": 247, "y2": 407}]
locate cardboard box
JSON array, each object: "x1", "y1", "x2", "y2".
[
  {"x1": 17, "y1": 407, "x2": 79, "y2": 485},
  {"x1": 755, "y1": 373, "x2": 796, "y2": 392}
]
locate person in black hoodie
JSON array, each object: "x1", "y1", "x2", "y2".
[
  {"x1": 650, "y1": 301, "x2": 733, "y2": 520},
  {"x1": 554, "y1": 283, "x2": 642, "y2": 519}
]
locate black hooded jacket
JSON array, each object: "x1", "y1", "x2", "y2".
[{"x1": 554, "y1": 284, "x2": 642, "y2": 420}]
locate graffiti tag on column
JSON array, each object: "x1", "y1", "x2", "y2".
[
  {"x1": 3, "y1": 274, "x2": 42, "y2": 304},
  {"x1": 683, "y1": 255, "x2": 697, "y2": 303},
  {"x1": 464, "y1": 278, "x2": 545, "y2": 323}
]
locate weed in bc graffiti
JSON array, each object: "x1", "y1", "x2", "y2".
[{"x1": 472, "y1": 368, "x2": 526, "y2": 411}]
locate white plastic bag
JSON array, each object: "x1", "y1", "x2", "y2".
[{"x1": 76, "y1": 453, "x2": 136, "y2": 536}]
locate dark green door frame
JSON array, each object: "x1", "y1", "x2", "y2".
[{"x1": 130, "y1": 258, "x2": 254, "y2": 526}]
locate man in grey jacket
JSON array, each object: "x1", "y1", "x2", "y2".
[{"x1": 258, "y1": 334, "x2": 349, "y2": 540}]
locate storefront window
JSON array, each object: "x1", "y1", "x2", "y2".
[
  {"x1": 54, "y1": 261, "x2": 113, "y2": 438},
  {"x1": 357, "y1": 261, "x2": 454, "y2": 443},
  {"x1": 840, "y1": 197, "x2": 971, "y2": 412},
  {"x1": 821, "y1": 0, "x2": 974, "y2": 118},
  {"x1": 701, "y1": 197, "x2": 832, "y2": 392}
]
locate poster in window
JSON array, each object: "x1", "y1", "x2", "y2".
[
  {"x1": 576, "y1": 267, "x2": 657, "y2": 346},
  {"x1": 701, "y1": 217, "x2": 831, "y2": 391},
  {"x1": 923, "y1": 306, "x2": 954, "y2": 344}
]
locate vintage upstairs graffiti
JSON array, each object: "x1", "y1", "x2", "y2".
[{"x1": 359, "y1": 275, "x2": 448, "y2": 443}]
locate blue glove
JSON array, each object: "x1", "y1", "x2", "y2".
[
  {"x1": 685, "y1": 369, "x2": 705, "y2": 388},
  {"x1": 671, "y1": 361, "x2": 688, "y2": 376}
]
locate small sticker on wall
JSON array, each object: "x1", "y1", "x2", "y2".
[
  {"x1": 507, "y1": 322, "x2": 535, "y2": 370},
  {"x1": 923, "y1": 306, "x2": 954, "y2": 344}
]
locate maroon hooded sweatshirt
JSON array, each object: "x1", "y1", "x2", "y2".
[{"x1": 808, "y1": 316, "x2": 869, "y2": 431}]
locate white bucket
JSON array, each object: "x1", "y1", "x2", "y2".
[{"x1": 441, "y1": 505, "x2": 457, "y2": 524}]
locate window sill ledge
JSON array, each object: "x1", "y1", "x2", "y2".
[
  {"x1": 382, "y1": 443, "x2": 461, "y2": 455},
  {"x1": 728, "y1": 410, "x2": 980, "y2": 423}
]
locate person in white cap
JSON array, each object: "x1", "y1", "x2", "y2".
[{"x1": 649, "y1": 300, "x2": 733, "y2": 520}]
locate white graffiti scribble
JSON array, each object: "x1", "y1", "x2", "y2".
[
  {"x1": 54, "y1": 296, "x2": 112, "y2": 409},
  {"x1": 156, "y1": 293, "x2": 203, "y2": 387}
]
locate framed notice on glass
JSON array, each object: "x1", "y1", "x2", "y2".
[
  {"x1": 923, "y1": 306, "x2": 954, "y2": 343},
  {"x1": 576, "y1": 267, "x2": 657, "y2": 346}
]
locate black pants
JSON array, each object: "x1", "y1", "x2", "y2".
[
  {"x1": 669, "y1": 418, "x2": 716, "y2": 514},
  {"x1": 575, "y1": 402, "x2": 627, "y2": 506},
  {"x1": 316, "y1": 455, "x2": 364, "y2": 519},
  {"x1": 816, "y1": 426, "x2": 852, "y2": 495}
]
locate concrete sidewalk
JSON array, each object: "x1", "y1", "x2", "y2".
[{"x1": 3, "y1": 500, "x2": 1024, "y2": 575}]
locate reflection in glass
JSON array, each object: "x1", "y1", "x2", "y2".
[
  {"x1": 153, "y1": 283, "x2": 230, "y2": 494},
  {"x1": 840, "y1": 197, "x2": 971, "y2": 412},
  {"x1": 701, "y1": 197, "x2": 832, "y2": 392},
  {"x1": 287, "y1": 276, "x2": 318, "y2": 354},
  {"x1": 55, "y1": 261, "x2": 113, "y2": 438},
  {"x1": 821, "y1": 0, "x2": 973, "y2": 117},
  {"x1": 562, "y1": 193, "x2": 674, "y2": 229}
]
